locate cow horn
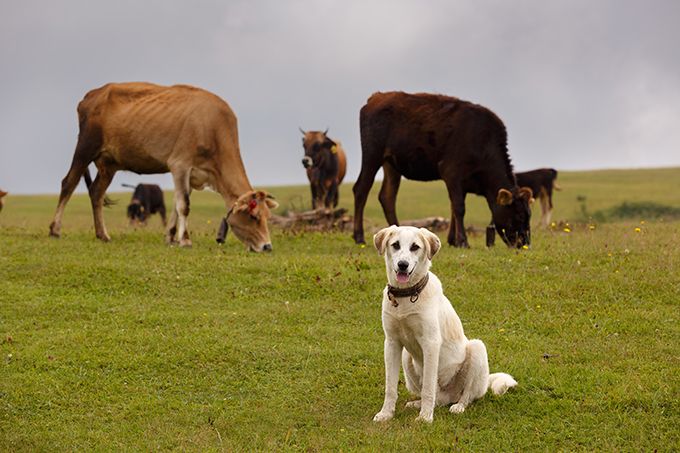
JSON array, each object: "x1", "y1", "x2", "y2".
[
  {"x1": 299, "y1": 127, "x2": 306, "y2": 135},
  {"x1": 323, "y1": 127, "x2": 329, "y2": 135}
]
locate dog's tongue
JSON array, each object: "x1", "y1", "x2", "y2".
[{"x1": 396, "y1": 271, "x2": 410, "y2": 283}]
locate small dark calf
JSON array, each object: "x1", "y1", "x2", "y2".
[
  {"x1": 515, "y1": 168, "x2": 560, "y2": 227},
  {"x1": 124, "y1": 183, "x2": 167, "y2": 226}
]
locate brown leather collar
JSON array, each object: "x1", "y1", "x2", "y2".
[{"x1": 386, "y1": 273, "x2": 429, "y2": 307}]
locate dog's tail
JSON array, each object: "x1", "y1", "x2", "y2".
[{"x1": 488, "y1": 372, "x2": 517, "y2": 395}]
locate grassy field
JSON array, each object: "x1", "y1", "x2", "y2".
[{"x1": 1, "y1": 168, "x2": 679, "y2": 451}]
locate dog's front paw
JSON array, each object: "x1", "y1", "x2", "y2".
[
  {"x1": 405, "y1": 400, "x2": 421, "y2": 409},
  {"x1": 449, "y1": 403, "x2": 466, "y2": 414},
  {"x1": 373, "y1": 411, "x2": 394, "y2": 422},
  {"x1": 415, "y1": 410, "x2": 433, "y2": 423}
]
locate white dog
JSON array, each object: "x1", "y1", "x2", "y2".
[{"x1": 373, "y1": 225, "x2": 517, "y2": 423}]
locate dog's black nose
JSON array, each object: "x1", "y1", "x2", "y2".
[{"x1": 397, "y1": 260, "x2": 409, "y2": 271}]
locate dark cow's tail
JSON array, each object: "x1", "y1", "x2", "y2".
[{"x1": 83, "y1": 168, "x2": 117, "y2": 207}]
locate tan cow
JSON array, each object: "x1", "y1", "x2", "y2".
[{"x1": 49, "y1": 82, "x2": 278, "y2": 251}]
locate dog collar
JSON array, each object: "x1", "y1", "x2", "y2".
[{"x1": 386, "y1": 273, "x2": 429, "y2": 307}]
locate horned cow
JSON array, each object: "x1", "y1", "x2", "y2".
[
  {"x1": 49, "y1": 82, "x2": 278, "y2": 252},
  {"x1": 299, "y1": 129, "x2": 347, "y2": 209}
]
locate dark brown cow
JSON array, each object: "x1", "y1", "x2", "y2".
[
  {"x1": 353, "y1": 91, "x2": 533, "y2": 248},
  {"x1": 0, "y1": 190, "x2": 7, "y2": 212},
  {"x1": 515, "y1": 168, "x2": 560, "y2": 228},
  {"x1": 300, "y1": 129, "x2": 347, "y2": 209},
  {"x1": 49, "y1": 82, "x2": 278, "y2": 251}
]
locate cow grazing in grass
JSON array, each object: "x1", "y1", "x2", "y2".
[
  {"x1": 354, "y1": 91, "x2": 533, "y2": 248},
  {"x1": 300, "y1": 129, "x2": 347, "y2": 209},
  {"x1": 49, "y1": 82, "x2": 278, "y2": 251},
  {"x1": 123, "y1": 183, "x2": 167, "y2": 226},
  {"x1": 0, "y1": 190, "x2": 7, "y2": 212},
  {"x1": 515, "y1": 168, "x2": 560, "y2": 228}
]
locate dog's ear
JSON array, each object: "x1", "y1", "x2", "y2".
[
  {"x1": 419, "y1": 228, "x2": 441, "y2": 260},
  {"x1": 373, "y1": 226, "x2": 396, "y2": 255}
]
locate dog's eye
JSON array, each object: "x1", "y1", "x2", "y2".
[
  {"x1": 391, "y1": 241, "x2": 400, "y2": 250},
  {"x1": 410, "y1": 243, "x2": 420, "y2": 252}
]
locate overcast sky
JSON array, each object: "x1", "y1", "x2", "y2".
[{"x1": 1, "y1": 0, "x2": 678, "y2": 194}]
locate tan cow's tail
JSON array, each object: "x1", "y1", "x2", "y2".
[{"x1": 83, "y1": 168, "x2": 117, "y2": 207}]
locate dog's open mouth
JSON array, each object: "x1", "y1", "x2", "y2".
[{"x1": 396, "y1": 270, "x2": 410, "y2": 283}]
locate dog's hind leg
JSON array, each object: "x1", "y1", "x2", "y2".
[{"x1": 449, "y1": 339, "x2": 489, "y2": 414}]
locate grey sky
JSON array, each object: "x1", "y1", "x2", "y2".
[{"x1": 1, "y1": 0, "x2": 679, "y2": 194}]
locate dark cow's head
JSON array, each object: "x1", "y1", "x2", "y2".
[
  {"x1": 127, "y1": 200, "x2": 146, "y2": 225},
  {"x1": 219, "y1": 190, "x2": 278, "y2": 252},
  {"x1": 492, "y1": 187, "x2": 533, "y2": 248},
  {"x1": 300, "y1": 128, "x2": 337, "y2": 170}
]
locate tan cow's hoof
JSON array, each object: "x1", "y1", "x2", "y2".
[
  {"x1": 49, "y1": 222, "x2": 61, "y2": 238},
  {"x1": 179, "y1": 239, "x2": 192, "y2": 248}
]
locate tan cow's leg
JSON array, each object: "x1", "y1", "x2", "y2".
[
  {"x1": 49, "y1": 162, "x2": 89, "y2": 238},
  {"x1": 171, "y1": 170, "x2": 192, "y2": 247},
  {"x1": 90, "y1": 166, "x2": 116, "y2": 242}
]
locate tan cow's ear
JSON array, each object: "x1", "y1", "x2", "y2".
[
  {"x1": 235, "y1": 198, "x2": 251, "y2": 212},
  {"x1": 419, "y1": 228, "x2": 441, "y2": 260},
  {"x1": 0, "y1": 190, "x2": 7, "y2": 198},
  {"x1": 496, "y1": 188, "x2": 514, "y2": 206},
  {"x1": 519, "y1": 187, "x2": 534, "y2": 204},
  {"x1": 265, "y1": 198, "x2": 279, "y2": 209},
  {"x1": 373, "y1": 226, "x2": 396, "y2": 255}
]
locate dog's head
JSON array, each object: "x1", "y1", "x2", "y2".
[{"x1": 374, "y1": 226, "x2": 441, "y2": 287}]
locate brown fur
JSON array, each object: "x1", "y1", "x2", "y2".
[
  {"x1": 0, "y1": 190, "x2": 7, "y2": 212},
  {"x1": 353, "y1": 91, "x2": 532, "y2": 248},
  {"x1": 49, "y1": 82, "x2": 277, "y2": 251},
  {"x1": 300, "y1": 130, "x2": 347, "y2": 209}
]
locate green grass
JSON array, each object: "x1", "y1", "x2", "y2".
[{"x1": 1, "y1": 168, "x2": 679, "y2": 451}]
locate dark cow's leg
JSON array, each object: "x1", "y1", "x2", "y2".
[
  {"x1": 159, "y1": 204, "x2": 167, "y2": 227},
  {"x1": 325, "y1": 180, "x2": 338, "y2": 210},
  {"x1": 332, "y1": 179, "x2": 340, "y2": 208},
  {"x1": 443, "y1": 179, "x2": 469, "y2": 247},
  {"x1": 310, "y1": 183, "x2": 318, "y2": 210},
  {"x1": 352, "y1": 158, "x2": 382, "y2": 244},
  {"x1": 539, "y1": 190, "x2": 551, "y2": 228},
  {"x1": 378, "y1": 162, "x2": 401, "y2": 226},
  {"x1": 90, "y1": 164, "x2": 116, "y2": 242}
]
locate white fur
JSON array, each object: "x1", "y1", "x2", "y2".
[{"x1": 372, "y1": 226, "x2": 517, "y2": 423}]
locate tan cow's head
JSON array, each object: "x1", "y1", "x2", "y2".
[
  {"x1": 219, "y1": 190, "x2": 278, "y2": 252},
  {"x1": 0, "y1": 190, "x2": 7, "y2": 212}
]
